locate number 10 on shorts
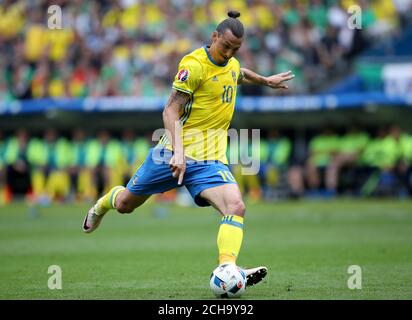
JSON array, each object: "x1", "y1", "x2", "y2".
[{"x1": 218, "y1": 170, "x2": 236, "y2": 182}]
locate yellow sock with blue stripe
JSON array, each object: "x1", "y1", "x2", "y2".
[
  {"x1": 217, "y1": 215, "x2": 244, "y2": 265},
  {"x1": 94, "y1": 186, "x2": 125, "y2": 216}
]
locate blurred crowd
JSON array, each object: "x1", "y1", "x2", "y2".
[
  {"x1": 0, "y1": 128, "x2": 152, "y2": 205},
  {"x1": 1, "y1": 125, "x2": 411, "y2": 206},
  {"x1": 1, "y1": 0, "x2": 411, "y2": 101},
  {"x1": 232, "y1": 125, "x2": 412, "y2": 201}
]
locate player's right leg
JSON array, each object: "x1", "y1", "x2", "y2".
[
  {"x1": 83, "y1": 147, "x2": 179, "y2": 233},
  {"x1": 82, "y1": 187, "x2": 150, "y2": 233}
]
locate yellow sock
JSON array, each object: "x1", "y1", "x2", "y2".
[
  {"x1": 94, "y1": 186, "x2": 125, "y2": 215},
  {"x1": 217, "y1": 215, "x2": 244, "y2": 265}
]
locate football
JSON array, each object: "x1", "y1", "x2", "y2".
[{"x1": 209, "y1": 264, "x2": 246, "y2": 298}]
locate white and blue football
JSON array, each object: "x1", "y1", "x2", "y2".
[{"x1": 209, "y1": 264, "x2": 246, "y2": 298}]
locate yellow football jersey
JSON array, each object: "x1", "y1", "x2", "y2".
[{"x1": 159, "y1": 46, "x2": 241, "y2": 164}]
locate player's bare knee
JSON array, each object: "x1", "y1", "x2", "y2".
[
  {"x1": 116, "y1": 200, "x2": 134, "y2": 214},
  {"x1": 229, "y1": 200, "x2": 246, "y2": 217}
]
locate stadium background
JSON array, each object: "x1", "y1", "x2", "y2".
[{"x1": 0, "y1": 0, "x2": 412, "y2": 300}]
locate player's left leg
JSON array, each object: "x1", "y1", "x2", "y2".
[
  {"x1": 199, "y1": 184, "x2": 267, "y2": 287},
  {"x1": 200, "y1": 183, "x2": 244, "y2": 264}
]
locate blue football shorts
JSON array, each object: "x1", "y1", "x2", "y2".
[{"x1": 126, "y1": 147, "x2": 238, "y2": 207}]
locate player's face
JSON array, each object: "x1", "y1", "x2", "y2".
[{"x1": 212, "y1": 30, "x2": 243, "y2": 64}]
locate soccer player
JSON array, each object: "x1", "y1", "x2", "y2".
[{"x1": 83, "y1": 11, "x2": 294, "y2": 288}]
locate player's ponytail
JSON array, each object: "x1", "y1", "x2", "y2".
[
  {"x1": 228, "y1": 11, "x2": 240, "y2": 19},
  {"x1": 216, "y1": 11, "x2": 244, "y2": 38}
]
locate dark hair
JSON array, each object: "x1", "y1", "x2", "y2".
[{"x1": 216, "y1": 11, "x2": 244, "y2": 38}]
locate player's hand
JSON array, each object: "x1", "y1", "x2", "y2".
[
  {"x1": 265, "y1": 71, "x2": 295, "y2": 89},
  {"x1": 169, "y1": 153, "x2": 186, "y2": 185}
]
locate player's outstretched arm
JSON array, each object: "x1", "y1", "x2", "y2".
[
  {"x1": 162, "y1": 89, "x2": 191, "y2": 184},
  {"x1": 238, "y1": 68, "x2": 295, "y2": 89}
]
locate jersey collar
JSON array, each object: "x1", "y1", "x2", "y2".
[{"x1": 203, "y1": 45, "x2": 228, "y2": 67}]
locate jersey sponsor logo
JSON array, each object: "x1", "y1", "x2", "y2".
[
  {"x1": 178, "y1": 69, "x2": 189, "y2": 82},
  {"x1": 232, "y1": 71, "x2": 236, "y2": 83},
  {"x1": 212, "y1": 75, "x2": 218, "y2": 81}
]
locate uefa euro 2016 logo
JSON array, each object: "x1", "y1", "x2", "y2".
[{"x1": 178, "y1": 70, "x2": 189, "y2": 82}]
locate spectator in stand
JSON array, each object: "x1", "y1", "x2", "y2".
[
  {"x1": 325, "y1": 126, "x2": 369, "y2": 194},
  {"x1": 30, "y1": 129, "x2": 72, "y2": 204},
  {"x1": 133, "y1": 132, "x2": 151, "y2": 175},
  {"x1": 305, "y1": 128, "x2": 340, "y2": 195},
  {"x1": 4, "y1": 129, "x2": 31, "y2": 201},
  {"x1": 68, "y1": 128, "x2": 92, "y2": 202},
  {"x1": 358, "y1": 126, "x2": 402, "y2": 197},
  {"x1": 91, "y1": 130, "x2": 123, "y2": 198},
  {"x1": 120, "y1": 129, "x2": 137, "y2": 185},
  {"x1": 287, "y1": 133, "x2": 307, "y2": 199},
  {"x1": 261, "y1": 130, "x2": 291, "y2": 198}
]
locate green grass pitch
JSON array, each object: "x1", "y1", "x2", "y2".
[{"x1": 0, "y1": 199, "x2": 411, "y2": 300}]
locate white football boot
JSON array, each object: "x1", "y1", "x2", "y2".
[{"x1": 82, "y1": 206, "x2": 106, "y2": 233}]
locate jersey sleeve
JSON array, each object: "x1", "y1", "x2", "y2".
[{"x1": 172, "y1": 56, "x2": 203, "y2": 95}]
